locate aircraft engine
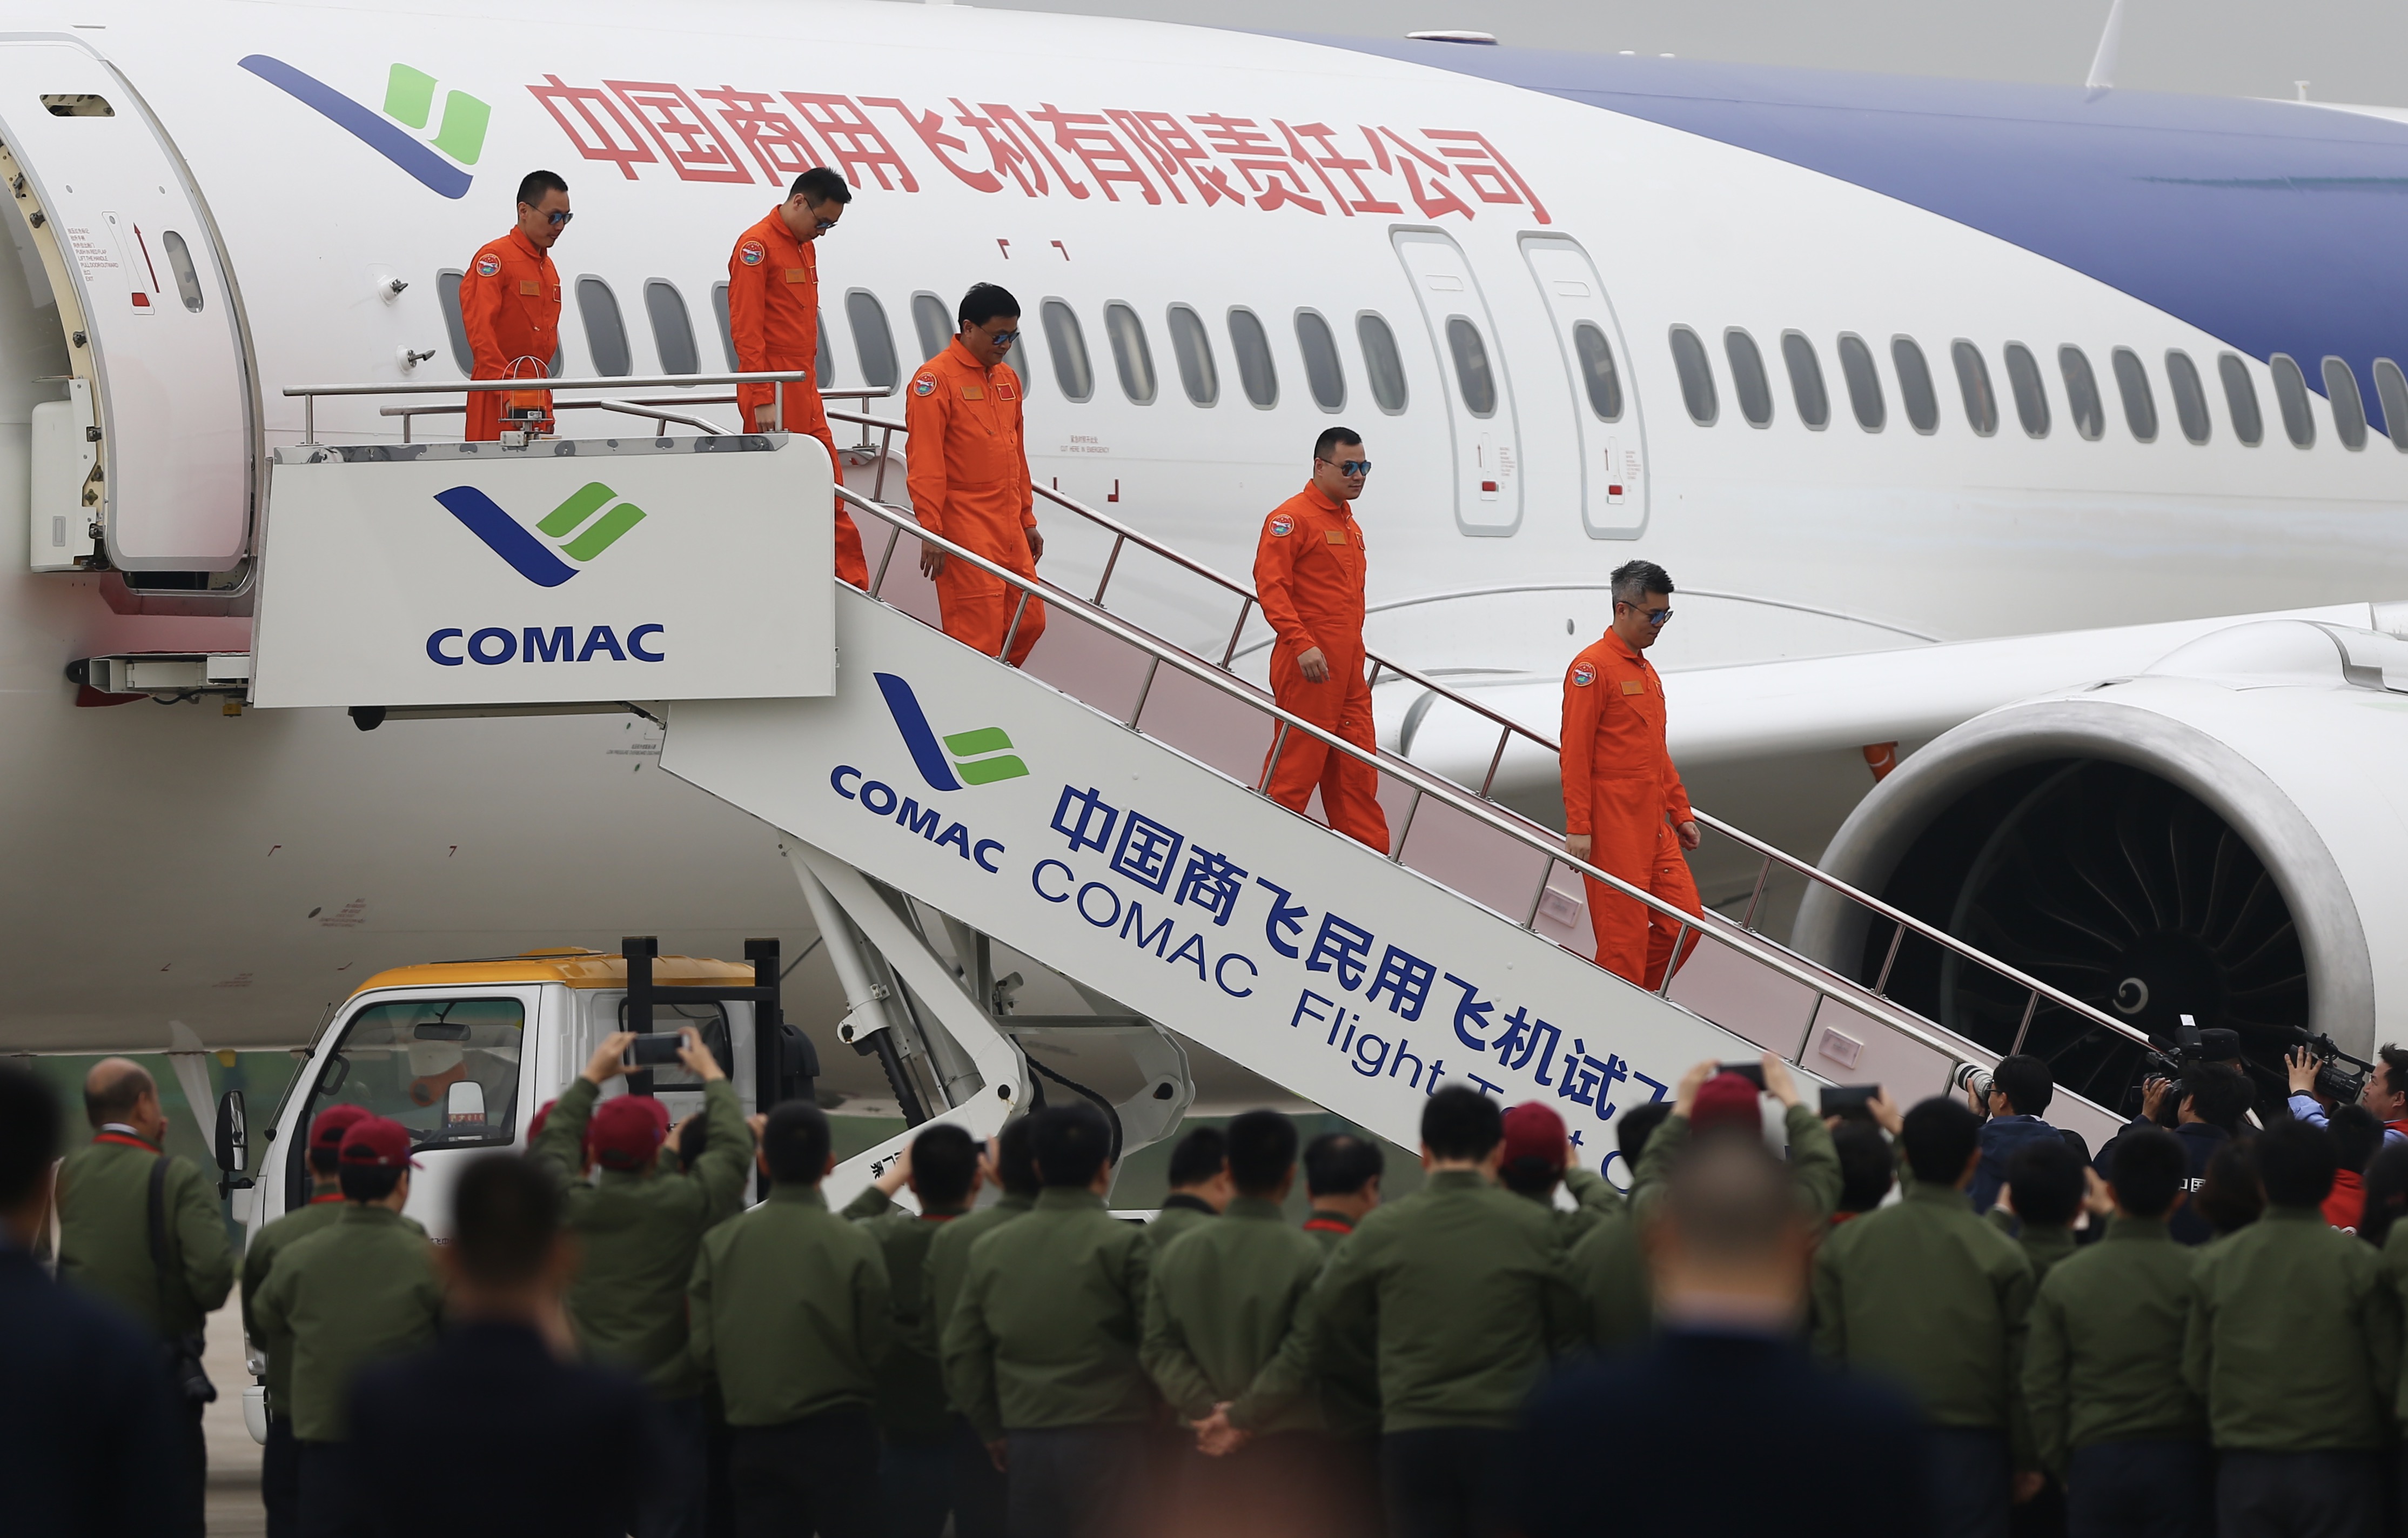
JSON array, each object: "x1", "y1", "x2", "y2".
[{"x1": 1793, "y1": 619, "x2": 2408, "y2": 1112}]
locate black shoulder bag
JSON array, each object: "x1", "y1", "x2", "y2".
[{"x1": 147, "y1": 1156, "x2": 219, "y2": 1405}]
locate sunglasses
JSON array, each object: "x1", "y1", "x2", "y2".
[
  {"x1": 1616, "y1": 600, "x2": 1673, "y2": 625},
  {"x1": 985, "y1": 330, "x2": 1021, "y2": 346},
  {"x1": 814, "y1": 217, "x2": 839, "y2": 233},
  {"x1": 1319, "y1": 457, "x2": 1372, "y2": 476},
  {"x1": 521, "y1": 207, "x2": 573, "y2": 227}
]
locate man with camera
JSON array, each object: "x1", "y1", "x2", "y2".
[
  {"x1": 2286, "y1": 1042, "x2": 2408, "y2": 1150},
  {"x1": 531, "y1": 1028, "x2": 754, "y2": 1538},
  {"x1": 1964, "y1": 1055, "x2": 2062, "y2": 1216}
]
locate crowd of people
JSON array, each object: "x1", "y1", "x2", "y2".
[{"x1": 11, "y1": 1027, "x2": 2408, "y2": 1538}]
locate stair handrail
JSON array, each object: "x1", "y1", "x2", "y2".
[{"x1": 821, "y1": 411, "x2": 2153, "y2": 1061}]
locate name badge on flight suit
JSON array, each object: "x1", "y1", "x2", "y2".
[
  {"x1": 785, "y1": 269, "x2": 808, "y2": 283},
  {"x1": 1325, "y1": 530, "x2": 1347, "y2": 544},
  {"x1": 520, "y1": 280, "x2": 540, "y2": 296},
  {"x1": 961, "y1": 384, "x2": 985, "y2": 400},
  {"x1": 1621, "y1": 680, "x2": 1644, "y2": 695}
]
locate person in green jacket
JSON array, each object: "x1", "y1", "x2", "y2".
[
  {"x1": 924, "y1": 1118, "x2": 1039, "y2": 1538},
  {"x1": 1984, "y1": 1136, "x2": 2085, "y2": 1286},
  {"x1": 1300, "y1": 1130, "x2": 1383, "y2": 1252},
  {"x1": 944, "y1": 1102, "x2": 1153, "y2": 1538},
  {"x1": 1149, "y1": 1125, "x2": 1231, "y2": 1252},
  {"x1": 250, "y1": 1116, "x2": 445, "y2": 1537},
  {"x1": 1568, "y1": 1100, "x2": 1673, "y2": 1354},
  {"x1": 54, "y1": 1057, "x2": 236, "y2": 1538},
  {"x1": 838, "y1": 1121, "x2": 985, "y2": 1538},
  {"x1": 2022, "y1": 1125, "x2": 2210, "y2": 1536},
  {"x1": 688, "y1": 1099, "x2": 889, "y2": 1538},
  {"x1": 1629, "y1": 1056, "x2": 1842, "y2": 1219},
  {"x1": 1812, "y1": 1096, "x2": 2037, "y2": 1536},
  {"x1": 1496, "y1": 1101, "x2": 1623, "y2": 1242},
  {"x1": 241, "y1": 1104, "x2": 425, "y2": 1538},
  {"x1": 1216, "y1": 1086, "x2": 1585, "y2": 1538},
  {"x1": 532, "y1": 1028, "x2": 750, "y2": 1538},
  {"x1": 1297, "y1": 1131, "x2": 1384, "y2": 1538},
  {"x1": 1143, "y1": 1109, "x2": 1336, "y2": 1536},
  {"x1": 2185, "y1": 1115, "x2": 2398, "y2": 1532}
]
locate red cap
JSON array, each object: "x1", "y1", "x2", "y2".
[
  {"x1": 587, "y1": 1094, "x2": 669, "y2": 1171},
  {"x1": 1500, "y1": 1102, "x2": 1568, "y2": 1174},
  {"x1": 1690, "y1": 1072, "x2": 1764, "y2": 1136},
  {"x1": 526, "y1": 1099, "x2": 559, "y2": 1143},
  {"x1": 308, "y1": 1103, "x2": 371, "y2": 1153},
  {"x1": 339, "y1": 1116, "x2": 420, "y2": 1169}
]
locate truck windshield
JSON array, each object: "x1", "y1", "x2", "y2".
[{"x1": 300, "y1": 997, "x2": 526, "y2": 1156}]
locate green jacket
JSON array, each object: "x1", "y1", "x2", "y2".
[
  {"x1": 925, "y1": 1190, "x2": 1034, "y2": 1396},
  {"x1": 1148, "y1": 1195, "x2": 1217, "y2": 1252},
  {"x1": 2024, "y1": 1216, "x2": 2205, "y2": 1476},
  {"x1": 688, "y1": 1184, "x2": 891, "y2": 1427},
  {"x1": 1300, "y1": 1210, "x2": 1381, "y2": 1438},
  {"x1": 1987, "y1": 1209, "x2": 2079, "y2": 1287},
  {"x1": 843, "y1": 1188, "x2": 967, "y2": 1443},
  {"x1": 1235, "y1": 1169, "x2": 1585, "y2": 1434},
  {"x1": 1142, "y1": 1195, "x2": 1326, "y2": 1434},
  {"x1": 55, "y1": 1135, "x2": 234, "y2": 1338},
  {"x1": 532, "y1": 1077, "x2": 752, "y2": 1398},
  {"x1": 1633, "y1": 1104, "x2": 1843, "y2": 1220},
  {"x1": 1509, "y1": 1167, "x2": 1625, "y2": 1245},
  {"x1": 241, "y1": 1192, "x2": 425, "y2": 1416},
  {"x1": 2184, "y1": 1206, "x2": 2398, "y2": 1453},
  {"x1": 1812, "y1": 1181, "x2": 2036, "y2": 1460},
  {"x1": 1569, "y1": 1208, "x2": 1652, "y2": 1352},
  {"x1": 250, "y1": 1205, "x2": 444, "y2": 1442},
  {"x1": 942, "y1": 1187, "x2": 1153, "y2": 1440}
]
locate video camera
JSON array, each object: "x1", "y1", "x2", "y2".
[{"x1": 2291, "y1": 1028, "x2": 2376, "y2": 1105}]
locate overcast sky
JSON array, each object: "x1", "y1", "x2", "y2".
[{"x1": 956, "y1": 0, "x2": 2408, "y2": 106}]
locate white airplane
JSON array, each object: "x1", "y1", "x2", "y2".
[{"x1": 5, "y1": 0, "x2": 2406, "y2": 1114}]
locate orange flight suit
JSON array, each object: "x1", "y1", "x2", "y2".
[
  {"x1": 1561, "y1": 630, "x2": 1702, "y2": 988},
  {"x1": 1253, "y1": 484, "x2": 1389, "y2": 853},
  {"x1": 458, "y1": 229, "x2": 559, "y2": 442},
  {"x1": 903, "y1": 339, "x2": 1044, "y2": 666},
  {"x1": 726, "y1": 209, "x2": 867, "y2": 587}
]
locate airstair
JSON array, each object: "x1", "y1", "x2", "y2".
[{"x1": 237, "y1": 373, "x2": 2155, "y2": 1201}]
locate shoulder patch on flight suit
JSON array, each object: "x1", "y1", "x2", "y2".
[
  {"x1": 738, "y1": 240, "x2": 765, "y2": 265},
  {"x1": 912, "y1": 375, "x2": 937, "y2": 397},
  {"x1": 520, "y1": 279, "x2": 540, "y2": 296},
  {"x1": 1571, "y1": 663, "x2": 1595, "y2": 687},
  {"x1": 960, "y1": 384, "x2": 985, "y2": 400},
  {"x1": 1268, "y1": 515, "x2": 1294, "y2": 537},
  {"x1": 1621, "y1": 679, "x2": 1644, "y2": 695},
  {"x1": 474, "y1": 253, "x2": 500, "y2": 277}
]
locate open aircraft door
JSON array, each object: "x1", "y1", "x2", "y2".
[
  {"x1": 1391, "y1": 228, "x2": 1521, "y2": 537},
  {"x1": 0, "y1": 38, "x2": 253, "y2": 572},
  {"x1": 1520, "y1": 234, "x2": 1647, "y2": 539}
]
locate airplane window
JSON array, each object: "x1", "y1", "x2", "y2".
[
  {"x1": 2270, "y1": 354, "x2": 2315, "y2": 447},
  {"x1": 2218, "y1": 353, "x2": 2261, "y2": 446},
  {"x1": 1950, "y1": 342, "x2": 1997, "y2": 436},
  {"x1": 1228, "y1": 308, "x2": 1278, "y2": 408},
  {"x1": 816, "y1": 307, "x2": 836, "y2": 390},
  {"x1": 2375, "y1": 359, "x2": 2408, "y2": 452},
  {"x1": 576, "y1": 277, "x2": 632, "y2": 377},
  {"x1": 710, "y1": 283, "x2": 739, "y2": 371},
  {"x1": 1836, "y1": 333, "x2": 1884, "y2": 432},
  {"x1": 1447, "y1": 318, "x2": 1498, "y2": 418},
  {"x1": 2058, "y1": 346, "x2": 2103, "y2": 440},
  {"x1": 1296, "y1": 310, "x2": 1347, "y2": 412},
  {"x1": 846, "y1": 291, "x2": 899, "y2": 391},
  {"x1": 1781, "y1": 332, "x2": 1827, "y2": 430},
  {"x1": 2111, "y1": 347, "x2": 2157, "y2": 443},
  {"x1": 1569, "y1": 322, "x2": 1619, "y2": 421},
  {"x1": 1358, "y1": 312, "x2": 1408, "y2": 414},
  {"x1": 2004, "y1": 343, "x2": 2050, "y2": 438},
  {"x1": 2322, "y1": 357, "x2": 2367, "y2": 450},
  {"x1": 160, "y1": 232, "x2": 204, "y2": 313},
  {"x1": 1723, "y1": 329, "x2": 1772, "y2": 427},
  {"x1": 1891, "y1": 337, "x2": 1939, "y2": 434},
  {"x1": 1044, "y1": 299, "x2": 1095, "y2": 402},
  {"x1": 1105, "y1": 303, "x2": 1158, "y2": 404},
  {"x1": 912, "y1": 293, "x2": 951, "y2": 369},
  {"x1": 438, "y1": 269, "x2": 473, "y2": 375},
  {"x1": 1010, "y1": 320, "x2": 1038, "y2": 401},
  {"x1": 1668, "y1": 325, "x2": 1717, "y2": 425},
  {"x1": 1168, "y1": 306, "x2": 1218, "y2": 406},
  {"x1": 1168, "y1": 306, "x2": 1219, "y2": 406},
  {"x1": 643, "y1": 280, "x2": 698, "y2": 376},
  {"x1": 2165, "y1": 350, "x2": 2211, "y2": 444}
]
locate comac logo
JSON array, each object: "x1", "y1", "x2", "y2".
[
  {"x1": 238, "y1": 58, "x2": 489, "y2": 200},
  {"x1": 438, "y1": 480, "x2": 646, "y2": 587},
  {"x1": 875, "y1": 673, "x2": 1030, "y2": 789}
]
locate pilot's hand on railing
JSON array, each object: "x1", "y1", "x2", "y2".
[
  {"x1": 920, "y1": 543, "x2": 947, "y2": 579},
  {"x1": 1297, "y1": 646, "x2": 1330, "y2": 684},
  {"x1": 1027, "y1": 527, "x2": 1045, "y2": 563},
  {"x1": 1675, "y1": 820, "x2": 1702, "y2": 851},
  {"x1": 1565, "y1": 833, "x2": 1592, "y2": 863}
]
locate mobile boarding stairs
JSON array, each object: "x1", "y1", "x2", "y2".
[{"x1": 215, "y1": 372, "x2": 2149, "y2": 1203}]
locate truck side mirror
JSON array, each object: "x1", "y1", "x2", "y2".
[
  {"x1": 213, "y1": 1088, "x2": 247, "y2": 1175},
  {"x1": 445, "y1": 1080, "x2": 488, "y2": 1139}
]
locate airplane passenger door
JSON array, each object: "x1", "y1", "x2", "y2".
[
  {"x1": 1391, "y1": 228, "x2": 1521, "y2": 537},
  {"x1": 0, "y1": 41, "x2": 252, "y2": 571},
  {"x1": 1520, "y1": 235, "x2": 1647, "y2": 539}
]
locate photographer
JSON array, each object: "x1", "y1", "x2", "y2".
[
  {"x1": 1968, "y1": 1055, "x2": 2061, "y2": 1215},
  {"x1": 2100, "y1": 1064, "x2": 2250, "y2": 1247},
  {"x1": 2285, "y1": 1044, "x2": 2408, "y2": 1149}
]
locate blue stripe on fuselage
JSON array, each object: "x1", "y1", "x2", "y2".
[{"x1": 1302, "y1": 38, "x2": 2408, "y2": 431}]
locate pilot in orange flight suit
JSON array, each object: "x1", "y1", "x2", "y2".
[
  {"x1": 1561, "y1": 562, "x2": 1703, "y2": 989},
  {"x1": 1253, "y1": 432, "x2": 1389, "y2": 853},
  {"x1": 459, "y1": 170, "x2": 569, "y2": 442},
  {"x1": 904, "y1": 283, "x2": 1045, "y2": 666},
  {"x1": 727, "y1": 168, "x2": 867, "y2": 587}
]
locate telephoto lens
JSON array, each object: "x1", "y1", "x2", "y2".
[{"x1": 1953, "y1": 1062, "x2": 1996, "y2": 1102}]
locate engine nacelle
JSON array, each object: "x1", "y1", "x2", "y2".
[{"x1": 1794, "y1": 619, "x2": 2408, "y2": 1107}]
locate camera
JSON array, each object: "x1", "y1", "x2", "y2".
[
  {"x1": 621, "y1": 1034, "x2": 686, "y2": 1068},
  {"x1": 1820, "y1": 1085, "x2": 1879, "y2": 1120},
  {"x1": 2292, "y1": 1028, "x2": 2374, "y2": 1105},
  {"x1": 1953, "y1": 1062, "x2": 1996, "y2": 1102}
]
